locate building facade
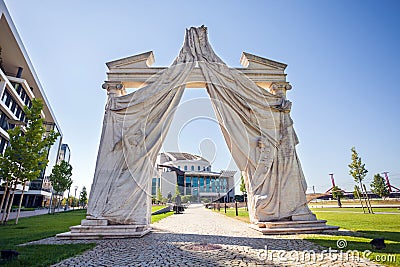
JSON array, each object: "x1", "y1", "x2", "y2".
[
  {"x1": 153, "y1": 152, "x2": 236, "y2": 202},
  {"x1": 0, "y1": 0, "x2": 64, "y2": 208}
]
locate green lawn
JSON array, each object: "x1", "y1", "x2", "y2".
[
  {"x1": 151, "y1": 205, "x2": 174, "y2": 223},
  {"x1": 216, "y1": 206, "x2": 399, "y2": 266},
  {"x1": 0, "y1": 207, "x2": 175, "y2": 266},
  {"x1": 310, "y1": 207, "x2": 400, "y2": 213},
  {"x1": 215, "y1": 207, "x2": 250, "y2": 222},
  {"x1": 0, "y1": 209, "x2": 95, "y2": 267},
  {"x1": 151, "y1": 205, "x2": 167, "y2": 212},
  {"x1": 306, "y1": 209, "x2": 400, "y2": 266}
]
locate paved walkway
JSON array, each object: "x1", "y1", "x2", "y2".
[
  {"x1": 4, "y1": 207, "x2": 66, "y2": 220},
  {"x1": 28, "y1": 204, "x2": 382, "y2": 266}
]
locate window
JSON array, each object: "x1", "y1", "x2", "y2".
[
  {"x1": 0, "y1": 111, "x2": 9, "y2": 130},
  {"x1": 177, "y1": 175, "x2": 184, "y2": 195},
  {"x1": 178, "y1": 166, "x2": 181, "y2": 170},
  {"x1": 206, "y1": 177, "x2": 211, "y2": 192},
  {"x1": 198, "y1": 166, "x2": 201, "y2": 171},
  {"x1": 211, "y1": 178, "x2": 216, "y2": 192},
  {"x1": 16, "y1": 107, "x2": 21, "y2": 118},
  {"x1": 199, "y1": 177, "x2": 204, "y2": 192},
  {"x1": 191, "y1": 165, "x2": 194, "y2": 171},
  {"x1": 185, "y1": 176, "x2": 191, "y2": 195},
  {"x1": 184, "y1": 165, "x2": 187, "y2": 171},
  {"x1": 151, "y1": 178, "x2": 157, "y2": 195},
  {"x1": 0, "y1": 136, "x2": 7, "y2": 154},
  {"x1": 192, "y1": 177, "x2": 198, "y2": 188},
  {"x1": 3, "y1": 91, "x2": 11, "y2": 107},
  {"x1": 10, "y1": 101, "x2": 16, "y2": 113}
]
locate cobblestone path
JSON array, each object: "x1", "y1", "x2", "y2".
[{"x1": 41, "y1": 204, "x2": 382, "y2": 266}]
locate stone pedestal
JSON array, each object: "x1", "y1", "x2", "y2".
[
  {"x1": 56, "y1": 217, "x2": 151, "y2": 240},
  {"x1": 249, "y1": 220, "x2": 339, "y2": 235}
]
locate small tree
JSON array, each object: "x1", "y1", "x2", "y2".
[
  {"x1": 348, "y1": 147, "x2": 372, "y2": 213},
  {"x1": 371, "y1": 174, "x2": 390, "y2": 199},
  {"x1": 353, "y1": 185, "x2": 361, "y2": 199},
  {"x1": 348, "y1": 147, "x2": 368, "y2": 184},
  {"x1": 48, "y1": 160, "x2": 72, "y2": 213},
  {"x1": 240, "y1": 175, "x2": 248, "y2": 209},
  {"x1": 0, "y1": 99, "x2": 59, "y2": 224},
  {"x1": 240, "y1": 175, "x2": 247, "y2": 195},
  {"x1": 79, "y1": 186, "x2": 88, "y2": 208},
  {"x1": 331, "y1": 185, "x2": 344, "y2": 208},
  {"x1": 156, "y1": 187, "x2": 163, "y2": 204},
  {"x1": 174, "y1": 184, "x2": 180, "y2": 197}
]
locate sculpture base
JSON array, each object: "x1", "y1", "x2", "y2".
[
  {"x1": 56, "y1": 218, "x2": 151, "y2": 240},
  {"x1": 249, "y1": 220, "x2": 339, "y2": 235}
]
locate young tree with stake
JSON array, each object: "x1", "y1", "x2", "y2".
[{"x1": 49, "y1": 160, "x2": 73, "y2": 213}]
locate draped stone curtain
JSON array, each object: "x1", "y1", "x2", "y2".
[{"x1": 88, "y1": 26, "x2": 315, "y2": 225}]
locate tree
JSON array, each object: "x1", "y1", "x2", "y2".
[
  {"x1": 0, "y1": 99, "x2": 59, "y2": 224},
  {"x1": 240, "y1": 175, "x2": 247, "y2": 194},
  {"x1": 174, "y1": 184, "x2": 180, "y2": 197},
  {"x1": 156, "y1": 187, "x2": 163, "y2": 204},
  {"x1": 240, "y1": 175, "x2": 248, "y2": 209},
  {"x1": 348, "y1": 147, "x2": 368, "y2": 184},
  {"x1": 79, "y1": 186, "x2": 88, "y2": 208},
  {"x1": 353, "y1": 185, "x2": 361, "y2": 199},
  {"x1": 348, "y1": 147, "x2": 372, "y2": 213},
  {"x1": 48, "y1": 160, "x2": 72, "y2": 213},
  {"x1": 331, "y1": 185, "x2": 344, "y2": 208},
  {"x1": 371, "y1": 174, "x2": 390, "y2": 199}
]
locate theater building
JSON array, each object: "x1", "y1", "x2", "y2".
[{"x1": 153, "y1": 152, "x2": 236, "y2": 202}]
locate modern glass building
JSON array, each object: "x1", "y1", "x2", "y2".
[
  {"x1": 0, "y1": 0, "x2": 64, "y2": 208},
  {"x1": 58, "y1": 144, "x2": 71, "y2": 163},
  {"x1": 154, "y1": 152, "x2": 236, "y2": 202}
]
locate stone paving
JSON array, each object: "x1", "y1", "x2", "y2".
[{"x1": 28, "y1": 204, "x2": 383, "y2": 266}]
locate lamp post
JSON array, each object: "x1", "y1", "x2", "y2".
[
  {"x1": 74, "y1": 186, "x2": 78, "y2": 210},
  {"x1": 65, "y1": 187, "x2": 70, "y2": 211}
]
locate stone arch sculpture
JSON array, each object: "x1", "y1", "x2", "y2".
[{"x1": 58, "y1": 26, "x2": 338, "y2": 239}]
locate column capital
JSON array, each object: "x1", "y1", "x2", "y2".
[
  {"x1": 269, "y1": 82, "x2": 292, "y2": 98},
  {"x1": 102, "y1": 82, "x2": 126, "y2": 97}
]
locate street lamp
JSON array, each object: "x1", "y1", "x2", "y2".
[{"x1": 74, "y1": 186, "x2": 78, "y2": 210}]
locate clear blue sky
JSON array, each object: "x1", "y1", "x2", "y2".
[{"x1": 4, "y1": 0, "x2": 400, "y2": 195}]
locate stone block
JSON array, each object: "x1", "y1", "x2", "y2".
[{"x1": 81, "y1": 219, "x2": 108, "y2": 226}]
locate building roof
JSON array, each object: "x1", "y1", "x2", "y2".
[{"x1": 161, "y1": 152, "x2": 209, "y2": 163}]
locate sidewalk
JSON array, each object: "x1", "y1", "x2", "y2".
[
  {"x1": 4, "y1": 207, "x2": 68, "y2": 220},
  {"x1": 41, "y1": 204, "x2": 383, "y2": 267}
]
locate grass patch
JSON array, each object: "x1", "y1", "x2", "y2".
[
  {"x1": 151, "y1": 205, "x2": 167, "y2": 213},
  {"x1": 310, "y1": 207, "x2": 400, "y2": 213},
  {"x1": 151, "y1": 211, "x2": 174, "y2": 223},
  {"x1": 305, "y1": 209, "x2": 400, "y2": 266},
  {"x1": 151, "y1": 205, "x2": 174, "y2": 223},
  {"x1": 216, "y1": 205, "x2": 400, "y2": 265},
  {"x1": 214, "y1": 207, "x2": 250, "y2": 223},
  {"x1": 0, "y1": 244, "x2": 95, "y2": 267},
  {"x1": 0, "y1": 209, "x2": 95, "y2": 267}
]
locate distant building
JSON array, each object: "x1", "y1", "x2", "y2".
[
  {"x1": 58, "y1": 144, "x2": 71, "y2": 163},
  {"x1": 153, "y1": 152, "x2": 236, "y2": 202},
  {"x1": 0, "y1": 0, "x2": 64, "y2": 208}
]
